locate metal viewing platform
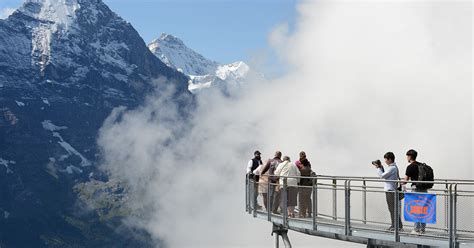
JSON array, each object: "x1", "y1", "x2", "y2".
[{"x1": 245, "y1": 175, "x2": 474, "y2": 248}]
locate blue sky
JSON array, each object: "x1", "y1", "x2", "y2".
[{"x1": 1, "y1": 0, "x2": 298, "y2": 67}]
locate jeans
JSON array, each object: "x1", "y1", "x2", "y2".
[{"x1": 413, "y1": 187, "x2": 427, "y2": 232}]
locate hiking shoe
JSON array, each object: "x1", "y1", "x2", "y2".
[{"x1": 386, "y1": 227, "x2": 395, "y2": 232}]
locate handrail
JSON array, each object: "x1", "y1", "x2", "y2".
[
  {"x1": 316, "y1": 174, "x2": 474, "y2": 183},
  {"x1": 258, "y1": 174, "x2": 474, "y2": 185},
  {"x1": 246, "y1": 174, "x2": 474, "y2": 248}
]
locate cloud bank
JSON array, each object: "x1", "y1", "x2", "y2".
[{"x1": 98, "y1": 1, "x2": 472, "y2": 247}]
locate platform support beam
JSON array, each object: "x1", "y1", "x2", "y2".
[{"x1": 273, "y1": 224, "x2": 292, "y2": 248}]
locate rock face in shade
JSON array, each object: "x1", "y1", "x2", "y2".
[
  {"x1": 149, "y1": 33, "x2": 250, "y2": 93},
  {"x1": 0, "y1": 0, "x2": 190, "y2": 247}
]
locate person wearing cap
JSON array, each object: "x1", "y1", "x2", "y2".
[
  {"x1": 247, "y1": 150, "x2": 263, "y2": 210},
  {"x1": 247, "y1": 150, "x2": 262, "y2": 176}
]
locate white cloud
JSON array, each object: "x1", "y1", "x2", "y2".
[
  {"x1": 0, "y1": 7, "x2": 15, "y2": 19},
  {"x1": 98, "y1": 1, "x2": 472, "y2": 247}
]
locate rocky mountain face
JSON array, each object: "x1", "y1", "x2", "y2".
[
  {"x1": 0, "y1": 0, "x2": 190, "y2": 247},
  {"x1": 148, "y1": 33, "x2": 250, "y2": 93}
]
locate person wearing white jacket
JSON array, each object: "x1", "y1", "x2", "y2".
[
  {"x1": 274, "y1": 156, "x2": 301, "y2": 218},
  {"x1": 373, "y1": 152, "x2": 403, "y2": 232}
]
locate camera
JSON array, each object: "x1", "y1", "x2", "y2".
[{"x1": 371, "y1": 160, "x2": 382, "y2": 167}]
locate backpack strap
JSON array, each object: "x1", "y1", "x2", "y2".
[{"x1": 396, "y1": 166, "x2": 402, "y2": 188}]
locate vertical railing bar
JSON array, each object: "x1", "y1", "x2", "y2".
[
  {"x1": 449, "y1": 184, "x2": 454, "y2": 248},
  {"x1": 362, "y1": 179, "x2": 367, "y2": 225},
  {"x1": 283, "y1": 177, "x2": 288, "y2": 228},
  {"x1": 345, "y1": 180, "x2": 351, "y2": 236},
  {"x1": 394, "y1": 184, "x2": 400, "y2": 242},
  {"x1": 246, "y1": 174, "x2": 249, "y2": 213},
  {"x1": 445, "y1": 181, "x2": 449, "y2": 232},
  {"x1": 253, "y1": 178, "x2": 258, "y2": 217},
  {"x1": 333, "y1": 178, "x2": 337, "y2": 220},
  {"x1": 268, "y1": 180, "x2": 271, "y2": 221},
  {"x1": 275, "y1": 231, "x2": 280, "y2": 248},
  {"x1": 452, "y1": 184, "x2": 458, "y2": 248},
  {"x1": 312, "y1": 178, "x2": 318, "y2": 231}
]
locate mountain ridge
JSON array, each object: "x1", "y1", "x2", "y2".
[{"x1": 0, "y1": 0, "x2": 191, "y2": 247}]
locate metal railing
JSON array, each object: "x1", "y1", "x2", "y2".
[{"x1": 246, "y1": 175, "x2": 474, "y2": 248}]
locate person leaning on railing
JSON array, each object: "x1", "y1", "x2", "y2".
[
  {"x1": 297, "y1": 151, "x2": 313, "y2": 218},
  {"x1": 253, "y1": 151, "x2": 282, "y2": 212},
  {"x1": 373, "y1": 152, "x2": 404, "y2": 232},
  {"x1": 274, "y1": 156, "x2": 301, "y2": 218}
]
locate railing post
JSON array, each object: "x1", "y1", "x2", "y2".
[
  {"x1": 268, "y1": 180, "x2": 271, "y2": 221},
  {"x1": 449, "y1": 184, "x2": 455, "y2": 248},
  {"x1": 275, "y1": 232, "x2": 280, "y2": 248},
  {"x1": 246, "y1": 174, "x2": 249, "y2": 213},
  {"x1": 362, "y1": 179, "x2": 367, "y2": 224},
  {"x1": 333, "y1": 178, "x2": 337, "y2": 220},
  {"x1": 452, "y1": 184, "x2": 458, "y2": 248},
  {"x1": 253, "y1": 178, "x2": 258, "y2": 217},
  {"x1": 282, "y1": 177, "x2": 288, "y2": 228},
  {"x1": 445, "y1": 181, "x2": 449, "y2": 232},
  {"x1": 344, "y1": 180, "x2": 351, "y2": 236},
  {"x1": 394, "y1": 184, "x2": 400, "y2": 242},
  {"x1": 312, "y1": 178, "x2": 318, "y2": 231}
]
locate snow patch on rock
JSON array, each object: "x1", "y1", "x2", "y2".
[
  {"x1": 42, "y1": 120, "x2": 91, "y2": 168},
  {"x1": 42, "y1": 98, "x2": 50, "y2": 105},
  {"x1": 0, "y1": 158, "x2": 15, "y2": 174},
  {"x1": 42, "y1": 120, "x2": 67, "y2": 131}
]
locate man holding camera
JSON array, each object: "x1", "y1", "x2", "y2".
[{"x1": 373, "y1": 152, "x2": 403, "y2": 231}]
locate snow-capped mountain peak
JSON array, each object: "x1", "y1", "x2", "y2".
[
  {"x1": 0, "y1": 0, "x2": 190, "y2": 246},
  {"x1": 216, "y1": 61, "x2": 249, "y2": 81},
  {"x1": 157, "y1": 33, "x2": 185, "y2": 47},
  {"x1": 148, "y1": 33, "x2": 250, "y2": 93},
  {"x1": 21, "y1": 0, "x2": 81, "y2": 27},
  {"x1": 148, "y1": 32, "x2": 219, "y2": 76},
  {"x1": 16, "y1": 0, "x2": 105, "y2": 71}
]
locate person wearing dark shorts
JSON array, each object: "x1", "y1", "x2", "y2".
[{"x1": 274, "y1": 156, "x2": 301, "y2": 218}]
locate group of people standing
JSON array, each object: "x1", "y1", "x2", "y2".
[
  {"x1": 373, "y1": 149, "x2": 431, "y2": 235},
  {"x1": 246, "y1": 150, "x2": 315, "y2": 218},
  {"x1": 247, "y1": 148, "x2": 433, "y2": 236}
]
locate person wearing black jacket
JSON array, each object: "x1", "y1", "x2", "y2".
[
  {"x1": 247, "y1": 151, "x2": 263, "y2": 210},
  {"x1": 298, "y1": 152, "x2": 313, "y2": 218}
]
